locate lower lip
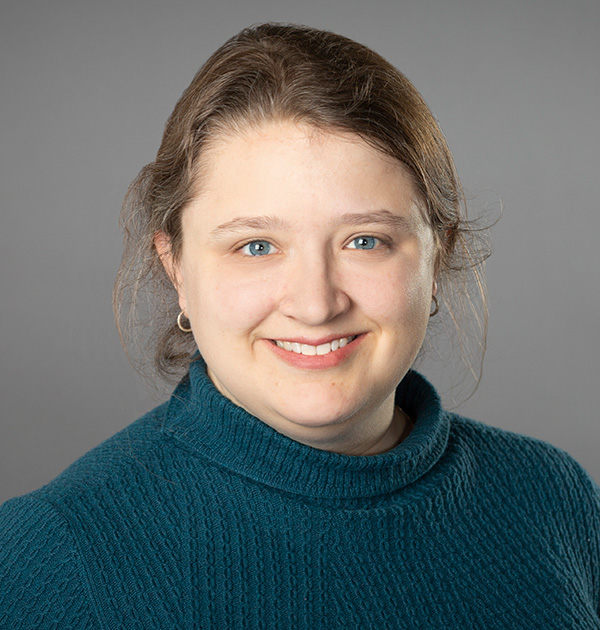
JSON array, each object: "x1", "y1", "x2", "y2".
[{"x1": 265, "y1": 335, "x2": 365, "y2": 370}]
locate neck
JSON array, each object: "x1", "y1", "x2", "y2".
[
  {"x1": 286, "y1": 403, "x2": 412, "y2": 457},
  {"x1": 336, "y1": 405, "x2": 411, "y2": 456},
  {"x1": 363, "y1": 406, "x2": 412, "y2": 455}
]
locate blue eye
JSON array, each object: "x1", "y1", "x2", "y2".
[
  {"x1": 348, "y1": 236, "x2": 378, "y2": 250},
  {"x1": 241, "y1": 240, "x2": 274, "y2": 256}
]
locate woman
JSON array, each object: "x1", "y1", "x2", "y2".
[{"x1": 1, "y1": 23, "x2": 598, "y2": 628}]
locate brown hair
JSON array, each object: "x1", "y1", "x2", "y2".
[{"x1": 114, "y1": 22, "x2": 490, "y2": 393}]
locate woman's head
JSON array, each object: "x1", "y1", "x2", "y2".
[
  {"x1": 155, "y1": 119, "x2": 437, "y2": 452},
  {"x1": 115, "y1": 22, "x2": 488, "y2": 395}
]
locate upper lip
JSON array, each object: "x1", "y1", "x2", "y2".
[{"x1": 269, "y1": 333, "x2": 362, "y2": 346}]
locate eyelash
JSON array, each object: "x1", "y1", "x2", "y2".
[
  {"x1": 346, "y1": 235, "x2": 386, "y2": 251},
  {"x1": 237, "y1": 235, "x2": 391, "y2": 257},
  {"x1": 238, "y1": 240, "x2": 278, "y2": 257}
]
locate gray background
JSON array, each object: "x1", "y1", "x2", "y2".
[{"x1": 1, "y1": 0, "x2": 598, "y2": 503}]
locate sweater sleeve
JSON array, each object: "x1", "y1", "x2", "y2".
[
  {"x1": 569, "y1": 461, "x2": 600, "y2": 614},
  {"x1": 0, "y1": 494, "x2": 100, "y2": 629},
  {"x1": 589, "y1": 476, "x2": 600, "y2": 613}
]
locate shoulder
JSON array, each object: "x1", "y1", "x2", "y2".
[
  {"x1": 447, "y1": 413, "x2": 600, "y2": 544},
  {"x1": 35, "y1": 400, "x2": 172, "y2": 504},
  {"x1": 10, "y1": 399, "x2": 183, "y2": 522},
  {"x1": 0, "y1": 398, "x2": 171, "y2": 511},
  {"x1": 449, "y1": 412, "x2": 598, "y2": 487},
  {"x1": 0, "y1": 401, "x2": 179, "y2": 625}
]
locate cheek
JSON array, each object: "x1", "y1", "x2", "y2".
[
  {"x1": 351, "y1": 265, "x2": 432, "y2": 325},
  {"x1": 187, "y1": 268, "x2": 277, "y2": 333}
]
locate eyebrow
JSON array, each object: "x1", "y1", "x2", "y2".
[
  {"x1": 209, "y1": 209, "x2": 414, "y2": 241},
  {"x1": 209, "y1": 215, "x2": 290, "y2": 241},
  {"x1": 337, "y1": 209, "x2": 414, "y2": 231}
]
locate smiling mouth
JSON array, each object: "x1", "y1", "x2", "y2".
[{"x1": 271, "y1": 335, "x2": 359, "y2": 356}]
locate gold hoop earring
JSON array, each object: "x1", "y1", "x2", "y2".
[
  {"x1": 177, "y1": 311, "x2": 193, "y2": 332},
  {"x1": 429, "y1": 295, "x2": 439, "y2": 317}
]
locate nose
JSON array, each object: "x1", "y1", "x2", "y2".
[{"x1": 278, "y1": 253, "x2": 351, "y2": 325}]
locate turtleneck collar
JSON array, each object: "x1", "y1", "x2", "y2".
[{"x1": 164, "y1": 359, "x2": 449, "y2": 499}]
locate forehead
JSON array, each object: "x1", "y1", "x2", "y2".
[{"x1": 185, "y1": 120, "x2": 424, "y2": 230}]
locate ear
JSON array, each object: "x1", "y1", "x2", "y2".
[{"x1": 154, "y1": 231, "x2": 187, "y2": 314}]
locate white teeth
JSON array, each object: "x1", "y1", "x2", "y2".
[{"x1": 274, "y1": 336, "x2": 356, "y2": 355}]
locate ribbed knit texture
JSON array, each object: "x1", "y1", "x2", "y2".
[{"x1": 1, "y1": 361, "x2": 599, "y2": 629}]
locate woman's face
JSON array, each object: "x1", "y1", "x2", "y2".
[{"x1": 160, "y1": 120, "x2": 437, "y2": 452}]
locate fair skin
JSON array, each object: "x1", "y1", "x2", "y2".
[{"x1": 156, "y1": 120, "x2": 437, "y2": 456}]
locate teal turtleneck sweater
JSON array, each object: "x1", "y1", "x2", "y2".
[{"x1": 1, "y1": 362, "x2": 599, "y2": 628}]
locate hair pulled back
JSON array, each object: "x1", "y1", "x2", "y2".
[{"x1": 114, "y1": 23, "x2": 489, "y2": 392}]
